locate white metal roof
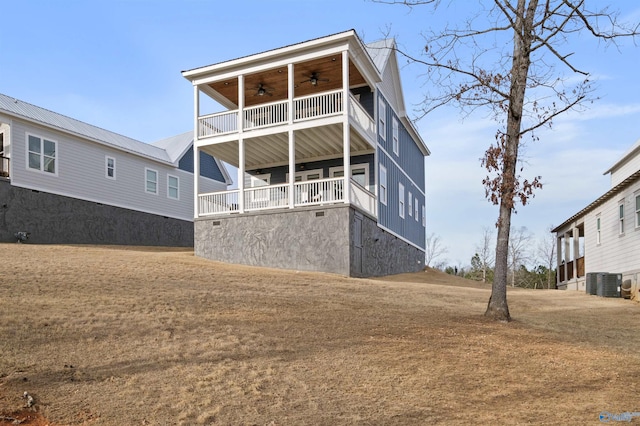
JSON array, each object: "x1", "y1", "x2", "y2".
[{"x1": 0, "y1": 93, "x2": 172, "y2": 164}]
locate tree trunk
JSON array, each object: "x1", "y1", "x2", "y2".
[{"x1": 485, "y1": 0, "x2": 537, "y2": 321}]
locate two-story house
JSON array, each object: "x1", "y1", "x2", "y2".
[
  {"x1": 182, "y1": 30, "x2": 430, "y2": 277},
  {"x1": 0, "y1": 93, "x2": 230, "y2": 246},
  {"x1": 553, "y1": 138, "x2": 640, "y2": 295}
]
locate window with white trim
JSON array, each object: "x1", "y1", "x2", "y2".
[
  {"x1": 167, "y1": 175, "x2": 179, "y2": 200},
  {"x1": 635, "y1": 195, "x2": 640, "y2": 228},
  {"x1": 145, "y1": 168, "x2": 158, "y2": 195},
  {"x1": 379, "y1": 164, "x2": 387, "y2": 205},
  {"x1": 596, "y1": 215, "x2": 601, "y2": 245},
  {"x1": 378, "y1": 98, "x2": 386, "y2": 140},
  {"x1": 392, "y1": 117, "x2": 399, "y2": 155},
  {"x1": 408, "y1": 191, "x2": 413, "y2": 216},
  {"x1": 619, "y1": 202, "x2": 625, "y2": 234},
  {"x1": 27, "y1": 133, "x2": 57, "y2": 175},
  {"x1": 329, "y1": 164, "x2": 369, "y2": 189},
  {"x1": 106, "y1": 156, "x2": 116, "y2": 180},
  {"x1": 422, "y1": 205, "x2": 426, "y2": 227},
  {"x1": 399, "y1": 182, "x2": 405, "y2": 218},
  {"x1": 415, "y1": 197, "x2": 419, "y2": 221}
]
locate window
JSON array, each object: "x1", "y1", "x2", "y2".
[
  {"x1": 399, "y1": 182, "x2": 405, "y2": 218},
  {"x1": 330, "y1": 164, "x2": 369, "y2": 189},
  {"x1": 378, "y1": 98, "x2": 386, "y2": 140},
  {"x1": 106, "y1": 156, "x2": 116, "y2": 180},
  {"x1": 145, "y1": 168, "x2": 158, "y2": 195},
  {"x1": 422, "y1": 205, "x2": 426, "y2": 227},
  {"x1": 27, "y1": 134, "x2": 57, "y2": 175},
  {"x1": 596, "y1": 216, "x2": 601, "y2": 245},
  {"x1": 415, "y1": 197, "x2": 419, "y2": 221},
  {"x1": 392, "y1": 118, "x2": 399, "y2": 155},
  {"x1": 408, "y1": 191, "x2": 413, "y2": 216},
  {"x1": 619, "y1": 203, "x2": 625, "y2": 234},
  {"x1": 168, "y1": 175, "x2": 179, "y2": 200},
  {"x1": 636, "y1": 195, "x2": 640, "y2": 228},
  {"x1": 379, "y1": 165, "x2": 387, "y2": 205}
]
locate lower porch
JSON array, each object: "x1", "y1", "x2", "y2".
[{"x1": 198, "y1": 175, "x2": 376, "y2": 218}]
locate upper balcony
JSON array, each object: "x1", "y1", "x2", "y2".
[{"x1": 197, "y1": 89, "x2": 375, "y2": 143}]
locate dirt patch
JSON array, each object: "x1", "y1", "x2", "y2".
[{"x1": 1, "y1": 244, "x2": 638, "y2": 425}]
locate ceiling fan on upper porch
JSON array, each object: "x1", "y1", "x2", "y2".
[
  {"x1": 251, "y1": 83, "x2": 274, "y2": 97},
  {"x1": 299, "y1": 72, "x2": 329, "y2": 86}
]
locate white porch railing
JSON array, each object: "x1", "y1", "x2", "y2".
[
  {"x1": 198, "y1": 90, "x2": 352, "y2": 137},
  {"x1": 293, "y1": 90, "x2": 343, "y2": 122},
  {"x1": 197, "y1": 177, "x2": 376, "y2": 217},
  {"x1": 348, "y1": 94, "x2": 375, "y2": 135},
  {"x1": 294, "y1": 177, "x2": 344, "y2": 206},
  {"x1": 244, "y1": 183, "x2": 290, "y2": 211},
  {"x1": 199, "y1": 110, "x2": 238, "y2": 137},
  {"x1": 244, "y1": 100, "x2": 288, "y2": 130},
  {"x1": 350, "y1": 180, "x2": 376, "y2": 217},
  {"x1": 199, "y1": 189, "x2": 240, "y2": 216}
]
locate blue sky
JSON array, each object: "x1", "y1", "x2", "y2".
[{"x1": 2, "y1": 1, "x2": 639, "y2": 266}]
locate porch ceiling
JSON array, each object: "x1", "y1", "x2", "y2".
[
  {"x1": 200, "y1": 124, "x2": 374, "y2": 169},
  {"x1": 207, "y1": 55, "x2": 368, "y2": 108}
]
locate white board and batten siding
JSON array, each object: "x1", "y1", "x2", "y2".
[
  {"x1": 584, "y1": 178, "x2": 640, "y2": 277},
  {"x1": 9, "y1": 117, "x2": 222, "y2": 221}
]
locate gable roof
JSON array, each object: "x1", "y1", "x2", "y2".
[
  {"x1": 151, "y1": 130, "x2": 233, "y2": 184},
  {"x1": 150, "y1": 131, "x2": 193, "y2": 163},
  {"x1": 552, "y1": 169, "x2": 640, "y2": 233},
  {"x1": 0, "y1": 93, "x2": 171, "y2": 164},
  {"x1": 365, "y1": 39, "x2": 430, "y2": 156},
  {"x1": 603, "y1": 137, "x2": 640, "y2": 175}
]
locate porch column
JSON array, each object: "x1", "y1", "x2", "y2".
[
  {"x1": 342, "y1": 50, "x2": 350, "y2": 204},
  {"x1": 193, "y1": 85, "x2": 200, "y2": 219},
  {"x1": 572, "y1": 225, "x2": 580, "y2": 278},
  {"x1": 564, "y1": 232, "x2": 571, "y2": 281},
  {"x1": 288, "y1": 63, "x2": 295, "y2": 208},
  {"x1": 238, "y1": 75, "x2": 245, "y2": 213},
  {"x1": 556, "y1": 233, "x2": 563, "y2": 285}
]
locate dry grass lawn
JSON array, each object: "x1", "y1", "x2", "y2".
[{"x1": 1, "y1": 244, "x2": 639, "y2": 425}]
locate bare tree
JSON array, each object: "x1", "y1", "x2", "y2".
[
  {"x1": 376, "y1": 0, "x2": 638, "y2": 320},
  {"x1": 425, "y1": 233, "x2": 448, "y2": 267},
  {"x1": 536, "y1": 224, "x2": 557, "y2": 289},
  {"x1": 475, "y1": 227, "x2": 495, "y2": 283},
  {"x1": 508, "y1": 226, "x2": 532, "y2": 287}
]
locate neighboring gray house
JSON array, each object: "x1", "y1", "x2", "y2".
[
  {"x1": 0, "y1": 93, "x2": 230, "y2": 246},
  {"x1": 182, "y1": 30, "x2": 430, "y2": 277},
  {"x1": 553, "y1": 138, "x2": 640, "y2": 294}
]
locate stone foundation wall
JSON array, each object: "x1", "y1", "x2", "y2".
[
  {"x1": 195, "y1": 205, "x2": 351, "y2": 275},
  {"x1": 195, "y1": 204, "x2": 425, "y2": 277},
  {"x1": 0, "y1": 180, "x2": 193, "y2": 246},
  {"x1": 350, "y1": 209, "x2": 425, "y2": 277}
]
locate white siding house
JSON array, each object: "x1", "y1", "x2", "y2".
[
  {"x1": 0, "y1": 93, "x2": 230, "y2": 245},
  {"x1": 553, "y1": 138, "x2": 640, "y2": 296}
]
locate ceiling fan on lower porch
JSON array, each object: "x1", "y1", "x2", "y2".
[{"x1": 299, "y1": 72, "x2": 329, "y2": 86}]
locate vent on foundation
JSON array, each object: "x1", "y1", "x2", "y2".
[
  {"x1": 212, "y1": 221, "x2": 221, "y2": 226},
  {"x1": 315, "y1": 211, "x2": 325, "y2": 217}
]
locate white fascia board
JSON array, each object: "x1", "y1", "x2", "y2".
[
  {"x1": 183, "y1": 30, "x2": 358, "y2": 80},
  {"x1": 347, "y1": 38, "x2": 383, "y2": 87},
  {"x1": 190, "y1": 44, "x2": 349, "y2": 87}
]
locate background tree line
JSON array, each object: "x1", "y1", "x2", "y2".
[{"x1": 426, "y1": 225, "x2": 557, "y2": 289}]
